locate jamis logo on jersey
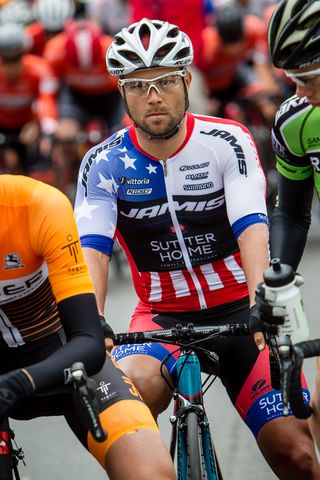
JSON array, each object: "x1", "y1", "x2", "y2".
[
  {"x1": 120, "y1": 196, "x2": 225, "y2": 219},
  {"x1": 3, "y1": 253, "x2": 24, "y2": 270},
  {"x1": 81, "y1": 134, "x2": 124, "y2": 196},
  {"x1": 200, "y1": 128, "x2": 247, "y2": 176}
]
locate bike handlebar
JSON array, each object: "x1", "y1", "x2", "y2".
[
  {"x1": 287, "y1": 339, "x2": 320, "y2": 419},
  {"x1": 114, "y1": 323, "x2": 250, "y2": 346},
  {"x1": 64, "y1": 362, "x2": 107, "y2": 443}
]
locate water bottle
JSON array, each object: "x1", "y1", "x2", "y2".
[{"x1": 263, "y1": 258, "x2": 310, "y2": 344}]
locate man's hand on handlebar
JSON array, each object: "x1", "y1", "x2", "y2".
[
  {"x1": 249, "y1": 283, "x2": 286, "y2": 351},
  {"x1": 99, "y1": 315, "x2": 115, "y2": 353}
]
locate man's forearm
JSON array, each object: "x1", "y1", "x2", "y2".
[
  {"x1": 237, "y1": 223, "x2": 269, "y2": 306},
  {"x1": 82, "y1": 247, "x2": 110, "y2": 314}
]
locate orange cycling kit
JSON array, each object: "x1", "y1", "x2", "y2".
[
  {"x1": 0, "y1": 175, "x2": 157, "y2": 465},
  {"x1": 0, "y1": 54, "x2": 57, "y2": 135}
]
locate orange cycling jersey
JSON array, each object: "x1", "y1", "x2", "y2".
[
  {"x1": 43, "y1": 33, "x2": 118, "y2": 95},
  {"x1": 0, "y1": 175, "x2": 94, "y2": 346},
  {"x1": 0, "y1": 54, "x2": 57, "y2": 133},
  {"x1": 200, "y1": 15, "x2": 268, "y2": 93}
]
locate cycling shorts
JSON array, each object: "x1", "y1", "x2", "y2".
[
  {"x1": 0, "y1": 332, "x2": 158, "y2": 467},
  {"x1": 112, "y1": 299, "x2": 310, "y2": 438}
]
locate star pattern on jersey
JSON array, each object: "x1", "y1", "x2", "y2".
[
  {"x1": 119, "y1": 147, "x2": 128, "y2": 153},
  {"x1": 97, "y1": 172, "x2": 118, "y2": 193},
  {"x1": 95, "y1": 149, "x2": 110, "y2": 164},
  {"x1": 146, "y1": 163, "x2": 157, "y2": 174},
  {"x1": 120, "y1": 153, "x2": 137, "y2": 170},
  {"x1": 74, "y1": 197, "x2": 100, "y2": 221}
]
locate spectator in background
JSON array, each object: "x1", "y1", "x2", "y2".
[
  {"x1": 28, "y1": 0, "x2": 76, "y2": 56},
  {"x1": 200, "y1": 4, "x2": 282, "y2": 119},
  {"x1": 86, "y1": 0, "x2": 129, "y2": 36},
  {"x1": 0, "y1": 23, "x2": 57, "y2": 179},
  {"x1": 43, "y1": 19, "x2": 124, "y2": 197}
]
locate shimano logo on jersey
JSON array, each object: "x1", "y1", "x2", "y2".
[
  {"x1": 180, "y1": 162, "x2": 209, "y2": 171},
  {"x1": 121, "y1": 177, "x2": 150, "y2": 185},
  {"x1": 183, "y1": 182, "x2": 213, "y2": 191},
  {"x1": 120, "y1": 196, "x2": 225, "y2": 219},
  {"x1": 200, "y1": 129, "x2": 247, "y2": 176},
  {"x1": 81, "y1": 135, "x2": 123, "y2": 196}
]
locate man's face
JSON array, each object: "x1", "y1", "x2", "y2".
[
  {"x1": 119, "y1": 67, "x2": 191, "y2": 138},
  {"x1": 285, "y1": 64, "x2": 320, "y2": 106}
]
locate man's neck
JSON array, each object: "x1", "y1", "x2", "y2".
[{"x1": 135, "y1": 116, "x2": 188, "y2": 160}]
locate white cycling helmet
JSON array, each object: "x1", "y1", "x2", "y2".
[
  {"x1": 0, "y1": 0, "x2": 33, "y2": 25},
  {"x1": 106, "y1": 18, "x2": 194, "y2": 77},
  {"x1": 32, "y1": 0, "x2": 75, "y2": 33},
  {"x1": 0, "y1": 23, "x2": 31, "y2": 57}
]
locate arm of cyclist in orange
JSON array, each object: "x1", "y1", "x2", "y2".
[
  {"x1": 82, "y1": 247, "x2": 114, "y2": 353},
  {"x1": 237, "y1": 223, "x2": 270, "y2": 351}
]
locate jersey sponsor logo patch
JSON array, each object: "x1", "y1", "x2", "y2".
[
  {"x1": 200, "y1": 128, "x2": 248, "y2": 176},
  {"x1": 185, "y1": 172, "x2": 209, "y2": 180},
  {"x1": 127, "y1": 188, "x2": 153, "y2": 195},
  {"x1": 120, "y1": 195, "x2": 225, "y2": 219},
  {"x1": 61, "y1": 236, "x2": 80, "y2": 264},
  {"x1": 0, "y1": 264, "x2": 48, "y2": 303},
  {"x1": 121, "y1": 177, "x2": 151, "y2": 185},
  {"x1": 183, "y1": 182, "x2": 213, "y2": 191},
  {"x1": 3, "y1": 253, "x2": 24, "y2": 270},
  {"x1": 307, "y1": 137, "x2": 320, "y2": 147},
  {"x1": 310, "y1": 156, "x2": 320, "y2": 173},
  {"x1": 180, "y1": 162, "x2": 209, "y2": 171}
]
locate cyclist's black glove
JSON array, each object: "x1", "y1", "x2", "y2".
[
  {"x1": 99, "y1": 315, "x2": 115, "y2": 341},
  {"x1": 0, "y1": 369, "x2": 34, "y2": 422},
  {"x1": 254, "y1": 282, "x2": 286, "y2": 336}
]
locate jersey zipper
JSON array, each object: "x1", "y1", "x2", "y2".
[{"x1": 161, "y1": 160, "x2": 207, "y2": 310}]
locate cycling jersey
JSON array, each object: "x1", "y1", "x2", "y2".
[
  {"x1": 75, "y1": 113, "x2": 268, "y2": 313},
  {"x1": 0, "y1": 175, "x2": 94, "y2": 346},
  {"x1": 272, "y1": 95, "x2": 320, "y2": 196},
  {"x1": 43, "y1": 33, "x2": 118, "y2": 96},
  {"x1": 0, "y1": 55, "x2": 57, "y2": 134},
  {"x1": 270, "y1": 95, "x2": 319, "y2": 268}
]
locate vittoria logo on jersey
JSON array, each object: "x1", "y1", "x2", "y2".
[
  {"x1": 3, "y1": 253, "x2": 24, "y2": 270},
  {"x1": 120, "y1": 176, "x2": 151, "y2": 185}
]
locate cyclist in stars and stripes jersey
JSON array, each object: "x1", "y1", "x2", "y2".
[{"x1": 75, "y1": 17, "x2": 320, "y2": 478}]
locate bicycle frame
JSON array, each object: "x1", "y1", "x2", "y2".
[
  {"x1": 170, "y1": 347, "x2": 222, "y2": 480},
  {"x1": 0, "y1": 419, "x2": 23, "y2": 480}
]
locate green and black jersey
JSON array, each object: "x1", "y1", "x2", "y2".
[
  {"x1": 272, "y1": 94, "x2": 320, "y2": 196},
  {"x1": 270, "y1": 95, "x2": 317, "y2": 269}
]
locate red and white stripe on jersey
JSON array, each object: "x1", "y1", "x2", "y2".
[{"x1": 135, "y1": 251, "x2": 248, "y2": 312}]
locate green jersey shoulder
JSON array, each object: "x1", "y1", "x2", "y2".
[{"x1": 272, "y1": 95, "x2": 320, "y2": 191}]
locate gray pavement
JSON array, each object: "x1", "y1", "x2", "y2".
[{"x1": 11, "y1": 227, "x2": 320, "y2": 480}]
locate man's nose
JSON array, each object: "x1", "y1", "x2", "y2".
[{"x1": 147, "y1": 84, "x2": 162, "y2": 101}]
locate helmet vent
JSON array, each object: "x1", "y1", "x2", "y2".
[{"x1": 155, "y1": 43, "x2": 176, "y2": 59}]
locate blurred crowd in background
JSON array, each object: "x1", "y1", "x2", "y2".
[{"x1": 0, "y1": 0, "x2": 296, "y2": 208}]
